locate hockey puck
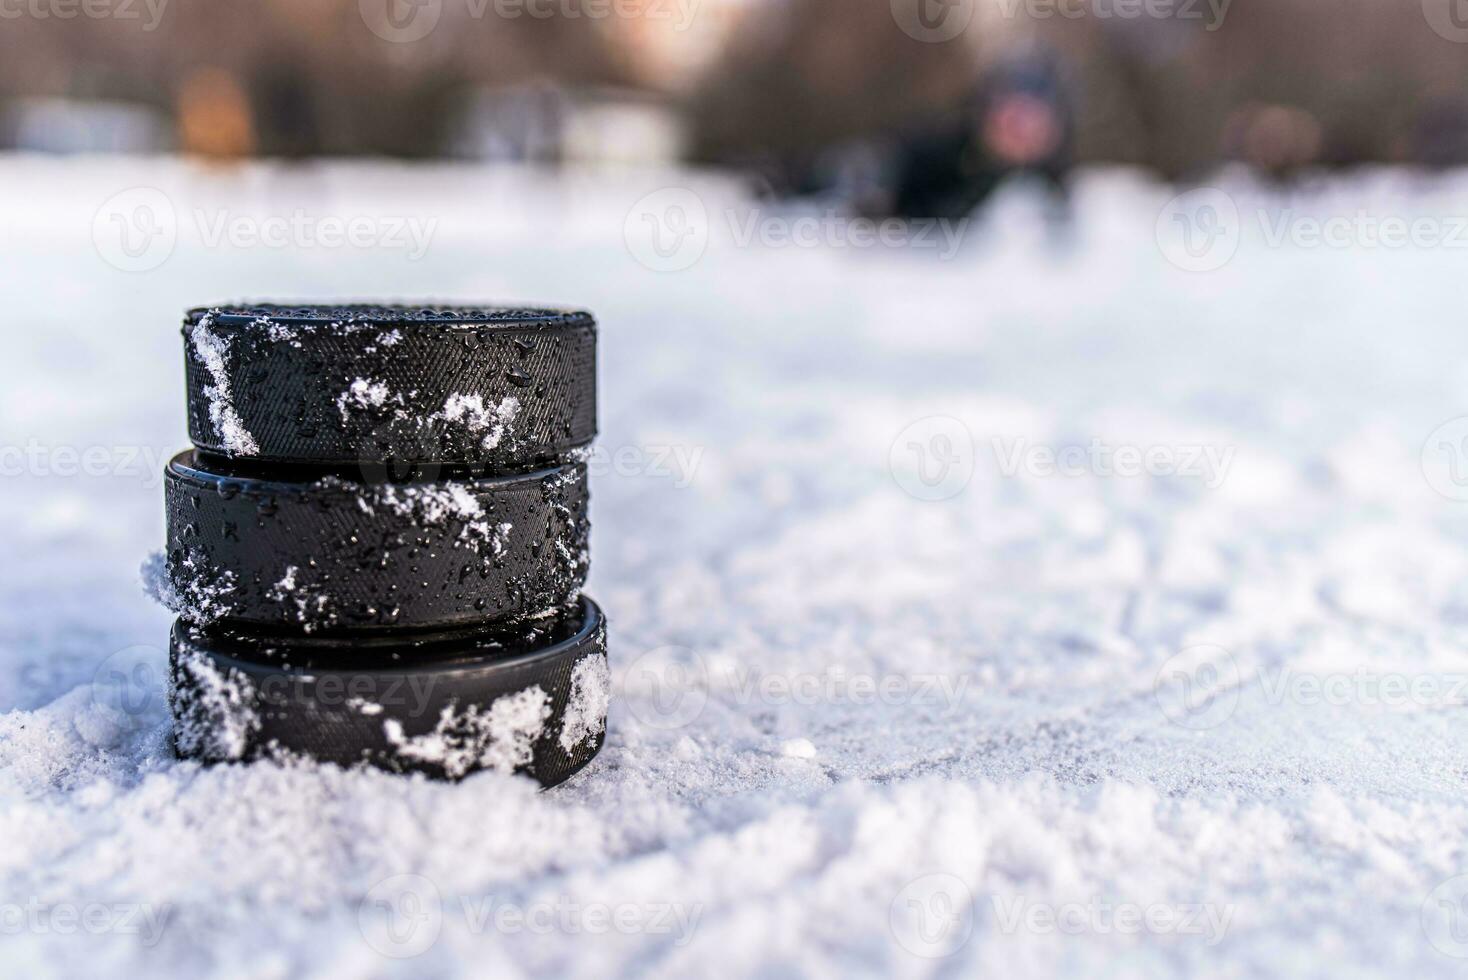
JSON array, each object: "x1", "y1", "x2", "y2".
[
  {"x1": 169, "y1": 596, "x2": 610, "y2": 785},
  {"x1": 162, "y1": 450, "x2": 589, "y2": 633},
  {"x1": 183, "y1": 304, "x2": 597, "y2": 470}
]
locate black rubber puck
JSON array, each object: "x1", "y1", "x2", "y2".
[
  {"x1": 169, "y1": 597, "x2": 610, "y2": 785},
  {"x1": 162, "y1": 450, "x2": 589, "y2": 633},
  {"x1": 183, "y1": 304, "x2": 597, "y2": 469}
]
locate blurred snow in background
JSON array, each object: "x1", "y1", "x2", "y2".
[{"x1": 3, "y1": 158, "x2": 1468, "y2": 977}]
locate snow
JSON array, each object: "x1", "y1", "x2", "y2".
[
  {"x1": 382, "y1": 688, "x2": 552, "y2": 780},
  {"x1": 559, "y1": 653, "x2": 613, "y2": 755},
  {"x1": 439, "y1": 392, "x2": 520, "y2": 452},
  {"x1": 335, "y1": 377, "x2": 394, "y2": 421},
  {"x1": 3, "y1": 156, "x2": 1468, "y2": 976},
  {"x1": 187, "y1": 318, "x2": 259, "y2": 456},
  {"x1": 171, "y1": 643, "x2": 260, "y2": 762}
]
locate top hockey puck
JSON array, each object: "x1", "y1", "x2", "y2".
[{"x1": 183, "y1": 304, "x2": 597, "y2": 470}]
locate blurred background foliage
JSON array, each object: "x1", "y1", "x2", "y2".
[{"x1": 2, "y1": 0, "x2": 1466, "y2": 211}]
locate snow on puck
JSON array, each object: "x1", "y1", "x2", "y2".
[
  {"x1": 182, "y1": 304, "x2": 597, "y2": 470},
  {"x1": 162, "y1": 450, "x2": 589, "y2": 633},
  {"x1": 169, "y1": 596, "x2": 610, "y2": 786}
]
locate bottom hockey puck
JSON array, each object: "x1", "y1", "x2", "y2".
[{"x1": 169, "y1": 597, "x2": 609, "y2": 786}]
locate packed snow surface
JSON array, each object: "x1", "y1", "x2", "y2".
[{"x1": 4, "y1": 157, "x2": 1468, "y2": 977}]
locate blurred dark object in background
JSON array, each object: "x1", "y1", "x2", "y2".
[
  {"x1": 887, "y1": 49, "x2": 1073, "y2": 220},
  {"x1": 1221, "y1": 103, "x2": 1322, "y2": 180},
  {"x1": 1405, "y1": 98, "x2": 1468, "y2": 169}
]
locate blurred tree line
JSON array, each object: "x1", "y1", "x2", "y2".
[{"x1": 1, "y1": 0, "x2": 1465, "y2": 175}]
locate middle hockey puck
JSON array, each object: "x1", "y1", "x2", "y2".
[{"x1": 163, "y1": 451, "x2": 589, "y2": 633}]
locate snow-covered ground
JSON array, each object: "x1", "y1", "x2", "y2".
[{"x1": 4, "y1": 156, "x2": 1468, "y2": 978}]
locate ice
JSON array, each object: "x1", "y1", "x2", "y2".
[{"x1": 1, "y1": 157, "x2": 1467, "y2": 976}]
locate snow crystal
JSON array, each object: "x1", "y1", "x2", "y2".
[
  {"x1": 379, "y1": 482, "x2": 483, "y2": 524},
  {"x1": 558, "y1": 654, "x2": 610, "y2": 753},
  {"x1": 172, "y1": 646, "x2": 260, "y2": 761},
  {"x1": 383, "y1": 686, "x2": 550, "y2": 779},
  {"x1": 255, "y1": 316, "x2": 298, "y2": 344},
  {"x1": 347, "y1": 698, "x2": 383, "y2": 717},
  {"x1": 263, "y1": 565, "x2": 329, "y2": 627},
  {"x1": 271, "y1": 566, "x2": 298, "y2": 596},
  {"x1": 189, "y1": 317, "x2": 259, "y2": 456},
  {"x1": 335, "y1": 378, "x2": 392, "y2": 422},
  {"x1": 439, "y1": 393, "x2": 520, "y2": 452},
  {"x1": 143, "y1": 550, "x2": 236, "y2": 624},
  {"x1": 780, "y1": 738, "x2": 817, "y2": 759}
]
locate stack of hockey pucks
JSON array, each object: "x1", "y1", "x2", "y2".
[{"x1": 160, "y1": 304, "x2": 609, "y2": 786}]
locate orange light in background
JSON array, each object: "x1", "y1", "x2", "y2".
[
  {"x1": 602, "y1": 0, "x2": 757, "y2": 93},
  {"x1": 176, "y1": 68, "x2": 257, "y2": 160}
]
